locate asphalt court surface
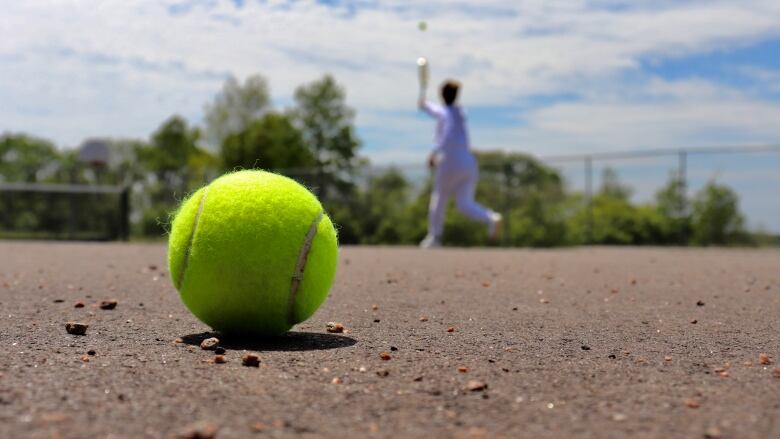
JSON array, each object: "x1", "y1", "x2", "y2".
[{"x1": 1, "y1": 242, "x2": 778, "y2": 438}]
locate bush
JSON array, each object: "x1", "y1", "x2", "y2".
[{"x1": 690, "y1": 182, "x2": 749, "y2": 246}]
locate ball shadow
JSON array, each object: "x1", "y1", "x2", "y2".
[{"x1": 179, "y1": 331, "x2": 357, "y2": 352}]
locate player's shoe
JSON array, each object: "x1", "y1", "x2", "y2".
[
  {"x1": 419, "y1": 234, "x2": 442, "y2": 249},
  {"x1": 487, "y1": 212, "x2": 503, "y2": 242}
]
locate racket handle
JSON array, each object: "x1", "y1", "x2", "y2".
[{"x1": 417, "y1": 57, "x2": 429, "y2": 88}]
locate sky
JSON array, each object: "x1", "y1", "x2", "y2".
[{"x1": 2, "y1": 0, "x2": 780, "y2": 229}]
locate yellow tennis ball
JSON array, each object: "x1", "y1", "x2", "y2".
[{"x1": 168, "y1": 170, "x2": 338, "y2": 336}]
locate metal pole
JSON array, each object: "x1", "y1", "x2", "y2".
[
  {"x1": 678, "y1": 150, "x2": 687, "y2": 203},
  {"x1": 585, "y1": 156, "x2": 593, "y2": 244},
  {"x1": 119, "y1": 187, "x2": 130, "y2": 241},
  {"x1": 503, "y1": 162, "x2": 512, "y2": 247},
  {"x1": 67, "y1": 192, "x2": 76, "y2": 240},
  {"x1": 678, "y1": 150, "x2": 688, "y2": 245}
]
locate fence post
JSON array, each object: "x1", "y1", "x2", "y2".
[
  {"x1": 678, "y1": 150, "x2": 687, "y2": 203},
  {"x1": 119, "y1": 187, "x2": 130, "y2": 241},
  {"x1": 67, "y1": 192, "x2": 76, "y2": 240},
  {"x1": 678, "y1": 150, "x2": 688, "y2": 245},
  {"x1": 585, "y1": 156, "x2": 593, "y2": 244},
  {"x1": 502, "y1": 162, "x2": 512, "y2": 246}
]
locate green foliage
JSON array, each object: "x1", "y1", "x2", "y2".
[
  {"x1": 323, "y1": 168, "x2": 421, "y2": 245},
  {"x1": 221, "y1": 113, "x2": 314, "y2": 171},
  {"x1": 0, "y1": 190, "x2": 125, "y2": 240},
  {"x1": 292, "y1": 74, "x2": 361, "y2": 198},
  {"x1": 690, "y1": 181, "x2": 748, "y2": 246},
  {"x1": 460, "y1": 151, "x2": 568, "y2": 247},
  {"x1": 148, "y1": 116, "x2": 199, "y2": 172},
  {"x1": 332, "y1": 153, "x2": 573, "y2": 247},
  {"x1": 204, "y1": 74, "x2": 271, "y2": 148},
  {"x1": 358, "y1": 169, "x2": 415, "y2": 244},
  {"x1": 0, "y1": 73, "x2": 766, "y2": 246},
  {"x1": 125, "y1": 117, "x2": 216, "y2": 239},
  {"x1": 139, "y1": 205, "x2": 172, "y2": 238},
  {"x1": 600, "y1": 167, "x2": 633, "y2": 200},
  {"x1": 568, "y1": 169, "x2": 674, "y2": 245},
  {"x1": 0, "y1": 134, "x2": 59, "y2": 182},
  {"x1": 568, "y1": 195, "x2": 667, "y2": 245},
  {"x1": 654, "y1": 173, "x2": 691, "y2": 244},
  {"x1": 488, "y1": 152, "x2": 568, "y2": 246},
  {"x1": 137, "y1": 115, "x2": 206, "y2": 206}
]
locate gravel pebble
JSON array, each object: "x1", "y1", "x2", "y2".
[
  {"x1": 200, "y1": 337, "x2": 220, "y2": 350},
  {"x1": 65, "y1": 322, "x2": 88, "y2": 336},
  {"x1": 467, "y1": 380, "x2": 488, "y2": 391},
  {"x1": 99, "y1": 300, "x2": 118, "y2": 310},
  {"x1": 326, "y1": 322, "x2": 345, "y2": 333},
  {"x1": 175, "y1": 420, "x2": 218, "y2": 439},
  {"x1": 242, "y1": 354, "x2": 260, "y2": 367}
]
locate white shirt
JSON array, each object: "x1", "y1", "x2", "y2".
[{"x1": 421, "y1": 101, "x2": 471, "y2": 159}]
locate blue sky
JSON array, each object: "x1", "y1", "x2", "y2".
[{"x1": 2, "y1": 0, "x2": 780, "y2": 229}]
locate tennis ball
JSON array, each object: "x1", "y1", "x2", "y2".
[{"x1": 168, "y1": 170, "x2": 338, "y2": 336}]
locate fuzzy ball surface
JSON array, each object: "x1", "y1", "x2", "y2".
[{"x1": 168, "y1": 170, "x2": 338, "y2": 336}]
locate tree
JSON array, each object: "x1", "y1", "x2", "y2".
[
  {"x1": 690, "y1": 181, "x2": 747, "y2": 246},
  {"x1": 149, "y1": 116, "x2": 199, "y2": 173},
  {"x1": 204, "y1": 74, "x2": 271, "y2": 148},
  {"x1": 566, "y1": 194, "x2": 667, "y2": 245},
  {"x1": 292, "y1": 74, "x2": 361, "y2": 198},
  {"x1": 399, "y1": 151, "x2": 569, "y2": 247},
  {"x1": 137, "y1": 115, "x2": 206, "y2": 229},
  {"x1": 655, "y1": 172, "x2": 691, "y2": 244},
  {"x1": 360, "y1": 168, "x2": 412, "y2": 244},
  {"x1": 0, "y1": 134, "x2": 59, "y2": 183},
  {"x1": 477, "y1": 151, "x2": 567, "y2": 246},
  {"x1": 221, "y1": 113, "x2": 314, "y2": 171},
  {"x1": 600, "y1": 167, "x2": 632, "y2": 200}
]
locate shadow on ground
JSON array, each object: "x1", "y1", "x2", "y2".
[{"x1": 180, "y1": 331, "x2": 357, "y2": 352}]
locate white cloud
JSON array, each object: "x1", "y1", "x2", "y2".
[
  {"x1": 447, "y1": 75, "x2": 780, "y2": 163},
  {"x1": 3, "y1": 0, "x2": 780, "y2": 229},
  {"x1": 2, "y1": 0, "x2": 780, "y2": 154}
]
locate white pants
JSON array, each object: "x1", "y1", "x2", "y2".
[{"x1": 428, "y1": 156, "x2": 495, "y2": 238}]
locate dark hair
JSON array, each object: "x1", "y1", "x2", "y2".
[{"x1": 441, "y1": 80, "x2": 460, "y2": 106}]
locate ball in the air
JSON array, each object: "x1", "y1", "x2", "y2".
[
  {"x1": 168, "y1": 170, "x2": 339, "y2": 336},
  {"x1": 418, "y1": 21, "x2": 427, "y2": 31}
]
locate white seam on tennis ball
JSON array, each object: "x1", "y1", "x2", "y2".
[
  {"x1": 287, "y1": 211, "x2": 325, "y2": 325},
  {"x1": 176, "y1": 188, "x2": 208, "y2": 290}
]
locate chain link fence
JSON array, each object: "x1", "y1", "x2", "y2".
[{"x1": 0, "y1": 145, "x2": 778, "y2": 243}]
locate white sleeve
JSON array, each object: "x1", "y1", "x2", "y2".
[{"x1": 420, "y1": 101, "x2": 444, "y2": 119}]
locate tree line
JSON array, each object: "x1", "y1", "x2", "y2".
[{"x1": 0, "y1": 74, "x2": 768, "y2": 246}]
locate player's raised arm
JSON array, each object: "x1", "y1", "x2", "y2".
[{"x1": 417, "y1": 57, "x2": 428, "y2": 110}]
